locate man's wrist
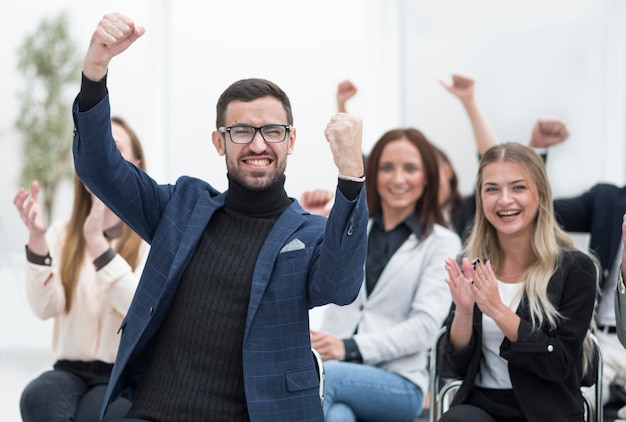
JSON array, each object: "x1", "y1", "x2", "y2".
[
  {"x1": 337, "y1": 177, "x2": 363, "y2": 201},
  {"x1": 338, "y1": 174, "x2": 366, "y2": 183},
  {"x1": 618, "y1": 264, "x2": 626, "y2": 295}
]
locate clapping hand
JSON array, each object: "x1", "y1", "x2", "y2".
[
  {"x1": 470, "y1": 259, "x2": 504, "y2": 319},
  {"x1": 14, "y1": 181, "x2": 46, "y2": 238},
  {"x1": 445, "y1": 257, "x2": 476, "y2": 313}
]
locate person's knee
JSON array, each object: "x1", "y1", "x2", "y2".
[
  {"x1": 20, "y1": 376, "x2": 55, "y2": 408},
  {"x1": 20, "y1": 382, "x2": 37, "y2": 412},
  {"x1": 20, "y1": 370, "x2": 85, "y2": 421},
  {"x1": 321, "y1": 361, "x2": 344, "y2": 395},
  {"x1": 20, "y1": 378, "x2": 61, "y2": 421},
  {"x1": 326, "y1": 402, "x2": 356, "y2": 422}
]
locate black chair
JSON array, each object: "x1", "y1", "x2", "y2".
[{"x1": 428, "y1": 328, "x2": 603, "y2": 422}]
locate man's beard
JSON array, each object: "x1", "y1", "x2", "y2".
[{"x1": 226, "y1": 154, "x2": 286, "y2": 191}]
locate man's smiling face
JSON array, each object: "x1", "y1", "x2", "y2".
[{"x1": 212, "y1": 96, "x2": 296, "y2": 190}]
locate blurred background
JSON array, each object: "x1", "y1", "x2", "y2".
[{"x1": 1, "y1": 0, "x2": 625, "y2": 419}]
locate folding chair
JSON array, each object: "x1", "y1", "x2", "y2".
[
  {"x1": 581, "y1": 332, "x2": 603, "y2": 422},
  {"x1": 428, "y1": 327, "x2": 456, "y2": 422}
]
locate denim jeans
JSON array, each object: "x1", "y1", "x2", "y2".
[
  {"x1": 323, "y1": 361, "x2": 424, "y2": 422},
  {"x1": 20, "y1": 368, "x2": 131, "y2": 422}
]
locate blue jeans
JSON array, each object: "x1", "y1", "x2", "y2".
[
  {"x1": 20, "y1": 368, "x2": 131, "y2": 422},
  {"x1": 323, "y1": 361, "x2": 423, "y2": 422}
]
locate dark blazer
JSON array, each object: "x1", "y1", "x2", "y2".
[
  {"x1": 72, "y1": 95, "x2": 368, "y2": 422},
  {"x1": 440, "y1": 249, "x2": 597, "y2": 422},
  {"x1": 554, "y1": 183, "x2": 626, "y2": 290}
]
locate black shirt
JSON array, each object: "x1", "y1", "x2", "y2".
[
  {"x1": 365, "y1": 211, "x2": 422, "y2": 296},
  {"x1": 343, "y1": 211, "x2": 421, "y2": 363}
]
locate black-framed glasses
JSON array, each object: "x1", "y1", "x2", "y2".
[{"x1": 218, "y1": 124, "x2": 292, "y2": 144}]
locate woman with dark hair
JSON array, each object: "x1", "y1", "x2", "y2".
[
  {"x1": 311, "y1": 128, "x2": 461, "y2": 422},
  {"x1": 432, "y1": 144, "x2": 474, "y2": 239},
  {"x1": 14, "y1": 116, "x2": 149, "y2": 422}
]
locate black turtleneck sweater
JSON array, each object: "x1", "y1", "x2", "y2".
[{"x1": 127, "y1": 175, "x2": 292, "y2": 422}]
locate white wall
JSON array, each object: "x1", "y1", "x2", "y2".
[
  {"x1": 400, "y1": 0, "x2": 626, "y2": 197},
  {"x1": 1, "y1": 0, "x2": 624, "y2": 348}
]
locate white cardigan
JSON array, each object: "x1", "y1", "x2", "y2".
[
  {"x1": 320, "y1": 222, "x2": 461, "y2": 394},
  {"x1": 25, "y1": 220, "x2": 149, "y2": 363}
]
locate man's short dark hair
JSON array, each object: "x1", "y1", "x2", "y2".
[{"x1": 215, "y1": 78, "x2": 294, "y2": 128}]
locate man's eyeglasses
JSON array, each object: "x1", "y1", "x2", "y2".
[{"x1": 218, "y1": 124, "x2": 292, "y2": 144}]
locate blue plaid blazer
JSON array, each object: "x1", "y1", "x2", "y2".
[{"x1": 72, "y1": 96, "x2": 368, "y2": 422}]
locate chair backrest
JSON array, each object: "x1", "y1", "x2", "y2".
[
  {"x1": 428, "y1": 328, "x2": 603, "y2": 422},
  {"x1": 581, "y1": 332, "x2": 603, "y2": 422},
  {"x1": 312, "y1": 347, "x2": 325, "y2": 405},
  {"x1": 428, "y1": 327, "x2": 451, "y2": 422}
]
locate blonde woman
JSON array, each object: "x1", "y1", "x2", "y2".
[
  {"x1": 14, "y1": 117, "x2": 149, "y2": 422},
  {"x1": 441, "y1": 143, "x2": 597, "y2": 422}
]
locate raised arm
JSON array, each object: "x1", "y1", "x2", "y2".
[
  {"x1": 529, "y1": 116, "x2": 570, "y2": 149},
  {"x1": 83, "y1": 13, "x2": 145, "y2": 81},
  {"x1": 14, "y1": 180, "x2": 48, "y2": 256},
  {"x1": 14, "y1": 182, "x2": 64, "y2": 317},
  {"x1": 298, "y1": 81, "x2": 359, "y2": 216},
  {"x1": 440, "y1": 74, "x2": 497, "y2": 156},
  {"x1": 299, "y1": 189, "x2": 334, "y2": 217},
  {"x1": 324, "y1": 113, "x2": 364, "y2": 178},
  {"x1": 336, "y1": 80, "x2": 358, "y2": 113}
]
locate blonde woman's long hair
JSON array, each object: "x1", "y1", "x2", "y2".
[
  {"x1": 60, "y1": 116, "x2": 146, "y2": 312},
  {"x1": 464, "y1": 142, "x2": 597, "y2": 374}
]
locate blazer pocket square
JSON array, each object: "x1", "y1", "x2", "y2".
[{"x1": 280, "y1": 239, "x2": 306, "y2": 253}]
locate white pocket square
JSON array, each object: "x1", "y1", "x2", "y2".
[{"x1": 280, "y1": 238, "x2": 306, "y2": 253}]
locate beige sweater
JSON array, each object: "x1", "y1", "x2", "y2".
[{"x1": 25, "y1": 220, "x2": 149, "y2": 363}]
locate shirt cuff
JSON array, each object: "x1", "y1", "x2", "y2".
[
  {"x1": 25, "y1": 245, "x2": 51, "y2": 266},
  {"x1": 93, "y1": 247, "x2": 116, "y2": 271},
  {"x1": 343, "y1": 338, "x2": 363, "y2": 363},
  {"x1": 78, "y1": 72, "x2": 108, "y2": 112},
  {"x1": 337, "y1": 178, "x2": 364, "y2": 201}
]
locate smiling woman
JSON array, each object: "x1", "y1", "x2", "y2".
[
  {"x1": 479, "y1": 159, "x2": 539, "y2": 266},
  {"x1": 12, "y1": 116, "x2": 150, "y2": 422},
  {"x1": 440, "y1": 142, "x2": 598, "y2": 422},
  {"x1": 312, "y1": 128, "x2": 461, "y2": 422}
]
